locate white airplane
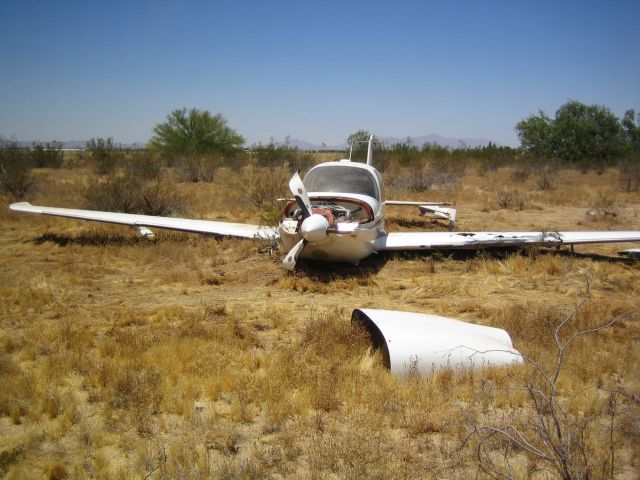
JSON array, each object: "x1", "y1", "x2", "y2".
[{"x1": 9, "y1": 136, "x2": 640, "y2": 270}]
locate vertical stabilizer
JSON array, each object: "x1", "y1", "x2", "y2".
[{"x1": 366, "y1": 134, "x2": 374, "y2": 165}]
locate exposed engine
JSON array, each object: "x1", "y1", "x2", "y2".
[
  {"x1": 286, "y1": 198, "x2": 372, "y2": 225},
  {"x1": 291, "y1": 202, "x2": 351, "y2": 224}
]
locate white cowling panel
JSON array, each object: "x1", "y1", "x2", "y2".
[{"x1": 352, "y1": 309, "x2": 522, "y2": 375}]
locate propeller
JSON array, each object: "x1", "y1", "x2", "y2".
[
  {"x1": 282, "y1": 238, "x2": 305, "y2": 271},
  {"x1": 288, "y1": 171, "x2": 311, "y2": 218},
  {"x1": 282, "y1": 171, "x2": 329, "y2": 270}
]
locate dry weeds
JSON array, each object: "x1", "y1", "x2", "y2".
[{"x1": 0, "y1": 163, "x2": 639, "y2": 478}]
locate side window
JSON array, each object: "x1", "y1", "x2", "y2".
[{"x1": 375, "y1": 171, "x2": 385, "y2": 202}]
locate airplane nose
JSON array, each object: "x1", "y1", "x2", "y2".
[{"x1": 300, "y1": 214, "x2": 329, "y2": 243}]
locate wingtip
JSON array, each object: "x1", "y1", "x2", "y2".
[{"x1": 9, "y1": 202, "x2": 33, "y2": 210}]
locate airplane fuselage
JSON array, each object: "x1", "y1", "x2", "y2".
[{"x1": 279, "y1": 160, "x2": 387, "y2": 264}]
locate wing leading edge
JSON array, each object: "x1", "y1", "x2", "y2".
[
  {"x1": 9, "y1": 202, "x2": 278, "y2": 239},
  {"x1": 375, "y1": 231, "x2": 640, "y2": 251}
]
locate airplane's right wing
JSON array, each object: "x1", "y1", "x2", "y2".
[
  {"x1": 374, "y1": 230, "x2": 640, "y2": 251},
  {"x1": 385, "y1": 201, "x2": 457, "y2": 226},
  {"x1": 9, "y1": 202, "x2": 278, "y2": 239}
]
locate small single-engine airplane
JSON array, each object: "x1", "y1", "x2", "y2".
[{"x1": 9, "y1": 136, "x2": 640, "y2": 270}]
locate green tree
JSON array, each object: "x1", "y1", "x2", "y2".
[
  {"x1": 148, "y1": 108, "x2": 244, "y2": 155},
  {"x1": 622, "y1": 109, "x2": 640, "y2": 153},
  {"x1": 516, "y1": 110, "x2": 553, "y2": 158},
  {"x1": 516, "y1": 101, "x2": 627, "y2": 163},
  {"x1": 552, "y1": 101, "x2": 626, "y2": 163},
  {"x1": 347, "y1": 130, "x2": 372, "y2": 159},
  {"x1": 346, "y1": 130, "x2": 387, "y2": 169}
]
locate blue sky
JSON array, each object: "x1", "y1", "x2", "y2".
[{"x1": 1, "y1": 0, "x2": 638, "y2": 146}]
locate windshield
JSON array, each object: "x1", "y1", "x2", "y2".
[{"x1": 303, "y1": 165, "x2": 380, "y2": 199}]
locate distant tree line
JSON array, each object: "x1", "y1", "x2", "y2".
[
  {"x1": 3, "y1": 101, "x2": 639, "y2": 203},
  {"x1": 342, "y1": 129, "x2": 518, "y2": 172}
]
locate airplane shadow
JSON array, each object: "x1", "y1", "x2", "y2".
[
  {"x1": 32, "y1": 230, "x2": 204, "y2": 247},
  {"x1": 294, "y1": 254, "x2": 388, "y2": 281},
  {"x1": 387, "y1": 218, "x2": 450, "y2": 230},
  {"x1": 33, "y1": 232, "x2": 636, "y2": 274},
  {"x1": 541, "y1": 247, "x2": 637, "y2": 265},
  {"x1": 382, "y1": 246, "x2": 637, "y2": 265},
  {"x1": 33, "y1": 231, "x2": 147, "y2": 247}
]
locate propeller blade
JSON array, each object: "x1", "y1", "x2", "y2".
[
  {"x1": 289, "y1": 171, "x2": 312, "y2": 218},
  {"x1": 282, "y1": 238, "x2": 306, "y2": 271}
]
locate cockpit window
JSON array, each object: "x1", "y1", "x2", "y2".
[{"x1": 303, "y1": 165, "x2": 380, "y2": 199}]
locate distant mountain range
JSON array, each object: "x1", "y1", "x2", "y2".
[{"x1": 5, "y1": 134, "x2": 495, "y2": 151}]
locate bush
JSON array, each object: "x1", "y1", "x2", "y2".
[
  {"x1": 421, "y1": 142, "x2": 451, "y2": 160},
  {"x1": 532, "y1": 163, "x2": 558, "y2": 190},
  {"x1": 388, "y1": 139, "x2": 421, "y2": 167},
  {"x1": 174, "y1": 154, "x2": 218, "y2": 182},
  {"x1": 391, "y1": 170, "x2": 434, "y2": 192},
  {"x1": 0, "y1": 143, "x2": 35, "y2": 200},
  {"x1": 391, "y1": 157, "x2": 467, "y2": 193},
  {"x1": 427, "y1": 157, "x2": 467, "y2": 187},
  {"x1": 138, "y1": 179, "x2": 184, "y2": 216},
  {"x1": 243, "y1": 166, "x2": 289, "y2": 209},
  {"x1": 495, "y1": 187, "x2": 526, "y2": 210},
  {"x1": 242, "y1": 166, "x2": 290, "y2": 227},
  {"x1": 465, "y1": 289, "x2": 639, "y2": 480},
  {"x1": 85, "y1": 173, "x2": 184, "y2": 216},
  {"x1": 510, "y1": 168, "x2": 530, "y2": 182},
  {"x1": 617, "y1": 158, "x2": 640, "y2": 192},
  {"x1": 85, "y1": 173, "x2": 141, "y2": 212},
  {"x1": 124, "y1": 150, "x2": 163, "y2": 180},
  {"x1": 251, "y1": 140, "x2": 315, "y2": 170},
  {"x1": 31, "y1": 142, "x2": 64, "y2": 169},
  {"x1": 86, "y1": 137, "x2": 122, "y2": 174}
]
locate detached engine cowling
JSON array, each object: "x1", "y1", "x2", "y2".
[{"x1": 352, "y1": 309, "x2": 522, "y2": 375}]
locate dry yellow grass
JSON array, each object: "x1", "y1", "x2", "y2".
[{"x1": 0, "y1": 162, "x2": 639, "y2": 478}]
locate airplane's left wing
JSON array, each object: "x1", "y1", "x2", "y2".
[
  {"x1": 375, "y1": 230, "x2": 640, "y2": 251},
  {"x1": 9, "y1": 202, "x2": 278, "y2": 239}
]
